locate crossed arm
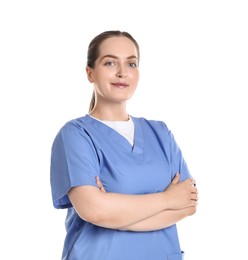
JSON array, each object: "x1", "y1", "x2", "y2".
[{"x1": 68, "y1": 173, "x2": 198, "y2": 231}]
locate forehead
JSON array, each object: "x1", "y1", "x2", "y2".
[{"x1": 98, "y1": 36, "x2": 138, "y2": 58}]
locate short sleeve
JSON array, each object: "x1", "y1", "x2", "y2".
[
  {"x1": 50, "y1": 122, "x2": 99, "y2": 209},
  {"x1": 168, "y1": 130, "x2": 192, "y2": 182}
]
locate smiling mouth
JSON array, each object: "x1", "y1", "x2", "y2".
[{"x1": 112, "y1": 83, "x2": 129, "y2": 88}]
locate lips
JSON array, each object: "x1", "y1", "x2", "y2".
[{"x1": 111, "y1": 82, "x2": 129, "y2": 88}]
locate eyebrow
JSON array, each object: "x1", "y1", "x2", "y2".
[{"x1": 100, "y1": 54, "x2": 138, "y2": 62}]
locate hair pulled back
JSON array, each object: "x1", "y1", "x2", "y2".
[{"x1": 87, "y1": 30, "x2": 140, "y2": 113}]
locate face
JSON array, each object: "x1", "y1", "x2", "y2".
[{"x1": 86, "y1": 36, "x2": 139, "y2": 105}]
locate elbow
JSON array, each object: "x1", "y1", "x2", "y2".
[
  {"x1": 85, "y1": 212, "x2": 106, "y2": 226},
  {"x1": 68, "y1": 186, "x2": 118, "y2": 228},
  {"x1": 78, "y1": 208, "x2": 120, "y2": 229},
  {"x1": 188, "y1": 206, "x2": 197, "y2": 216},
  {"x1": 76, "y1": 207, "x2": 102, "y2": 225},
  {"x1": 76, "y1": 204, "x2": 109, "y2": 226}
]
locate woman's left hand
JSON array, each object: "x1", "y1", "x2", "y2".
[{"x1": 95, "y1": 176, "x2": 106, "y2": 193}]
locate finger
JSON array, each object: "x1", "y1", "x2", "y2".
[
  {"x1": 171, "y1": 173, "x2": 180, "y2": 184},
  {"x1": 100, "y1": 186, "x2": 106, "y2": 193},
  {"x1": 189, "y1": 185, "x2": 198, "y2": 194},
  {"x1": 186, "y1": 178, "x2": 195, "y2": 186},
  {"x1": 190, "y1": 178, "x2": 196, "y2": 187},
  {"x1": 191, "y1": 193, "x2": 198, "y2": 201},
  {"x1": 191, "y1": 185, "x2": 198, "y2": 192},
  {"x1": 95, "y1": 176, "x2": 102, "y2": 187},
  {"x1": 95, "y1": 176, "x2": 106, "y2": 193},
  {"x1": 96, "y1": 176, "x2": 103, "y2": 189}
]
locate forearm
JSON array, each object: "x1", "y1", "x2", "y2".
[
  {"x1": 68, "y1": 186, "x2": 171, "y2": 229},
  {"x1": 119, "y1": 206, "x2": 196, "y2": 232},
  {"x1": 69, "y1": 175, "x2": 197, "y2": 230},
  {"x1": 97, "y1": 192, "x2": 170, "y2": 229}
]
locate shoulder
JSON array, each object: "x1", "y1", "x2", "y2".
[
  {"x1": 52, "y1": 115, "x2": 92, "y2": 146},
  {"x1": 56, "y1": 115, "x2": 88, "y2": 135}
]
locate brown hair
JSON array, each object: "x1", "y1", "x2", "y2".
[{"x1": 87, "y1": 30, "x2": 140, "y2": 113}]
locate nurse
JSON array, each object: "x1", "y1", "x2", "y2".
[{"x1": 50, "y1": 30, "x2": 198, "y2": 260}]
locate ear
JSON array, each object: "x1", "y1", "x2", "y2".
[{"x1": 86, "y1": 66, "x2": 94, "y2": 83}]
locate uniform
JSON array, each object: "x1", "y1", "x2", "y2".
[{"x1": 50, "y1": 115, "x2": 191, "y2": 260}]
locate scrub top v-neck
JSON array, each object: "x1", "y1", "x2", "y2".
[
  {"x1": 85, "y1": 115, "x2": 144, "y2": 154},
  {"x1": 50, "y1": 114, "x2": 191, "y2": 260}
]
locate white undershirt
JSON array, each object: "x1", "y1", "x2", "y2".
[{"x1": 90, "y1": 116, "x2": 135, "y2": 146}]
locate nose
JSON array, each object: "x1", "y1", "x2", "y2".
[{"x1": 116, "y1": 64, "x2": 127, "y2": 78}]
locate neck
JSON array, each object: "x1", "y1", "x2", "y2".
[
  {"x1": 89, "y1": 104, "x2": 129, "y2": 121},
  {"x1": 90, "y1": 111, "x2": 129, "y2": 121}
]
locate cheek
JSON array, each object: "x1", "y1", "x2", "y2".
[
  {"x1": 94, "y1": 67, "x2": 113, "y2": 79},
  {"x1": 130, "y1": 71, "x2": 139, "y2": 85}
]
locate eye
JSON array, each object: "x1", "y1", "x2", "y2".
[
  {"x1": 104, "y1": 61, "x2": 116, "y2": 66},
  {"x1": 128, "y1": 62, "x2": 138, "y2": 68}
]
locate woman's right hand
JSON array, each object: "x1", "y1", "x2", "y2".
[
  {"x1": 96, "y1": 176, "x2": 107, "y2": 193},
  {"x1": 96, "y1": 174, "x2": 198, "y2": 211},
  {"x1": 164, "y1": 173, "x2": 198, "y2": 210}
]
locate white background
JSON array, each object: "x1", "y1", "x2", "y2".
[{"x1": 0, "y1": 0, "x2": 247, "y2": 259}]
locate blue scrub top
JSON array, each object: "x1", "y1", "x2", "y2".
[{"x1": 50, "y1": 115, "x2": 191, "y2": 260}]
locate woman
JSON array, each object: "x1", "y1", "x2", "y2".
[{"x1": 50, "y1": 30, "x2": 198, "y2": 260}]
